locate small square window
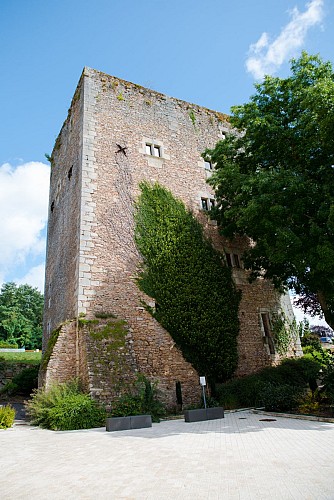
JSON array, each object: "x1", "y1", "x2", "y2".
[
  {"x1": 201, "y1": 198, "x2": 209, "y2": 210},
  {"x1": 234, "y1": 254, "x2": 241, "y2": 268},
  {"x1": 225, "y1": 253, "x2": 232, "y2": 267},
  {"x1": 153, "y1": 145, "x2": 161, "y2": 157},
  {"x1": 204, "y1": 160, "x2": 213, "y2": 170},
  {"x1": 146, "y1": 143, "x2": 161, "y2": 157},
  {"x1": 261, "y1": 313, "x2": 275, "y2": 354}
]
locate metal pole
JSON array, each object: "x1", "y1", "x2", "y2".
[{"x1": 202, "y1": 384, "x2": 207, "y2": 409}]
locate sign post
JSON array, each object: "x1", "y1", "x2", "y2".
[{"x1": 200, "y1": 376, "x2": 207, "y2": 409}]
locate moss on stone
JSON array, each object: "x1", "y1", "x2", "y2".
[
  {"x1": 40, "y1": 325, "x2": 62, "y2": 371},
  {"x1": 94, "y1": 312, "x2": 117, "y2": 319}
]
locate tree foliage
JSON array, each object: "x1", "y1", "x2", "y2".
[
  {"x1": 206, "y1": 53, "x2": 334, "y2": 328},
  {"x1": 0, "y1": 282, "x2": 44, "y2": 349},
  {"x1": 134, "y1": 182, "x2": 240, "y2": 383}
]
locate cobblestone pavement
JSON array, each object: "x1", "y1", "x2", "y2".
[{"x1": 1, "y1": 411, "x2": 334, "y2": 499}]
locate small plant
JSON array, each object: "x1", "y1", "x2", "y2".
[
  {"x1": 26, "y1": 379, "x2": 105, "y2": 430},
  {"x1": 0, "y1": 405, "x2": 15, "y2": 429},
  {"x1": 298, "y1": 392, "x2": 320, "y2": 414},
  {"x1": 110, "y1": 375, "x2": 166, "y2": 422},
  {"x1": 117, "y1": 92, "x2": 124, "y2": 101},
  {"x1": 94, "y1": 312, "x2": 117, "y2": 319},
  {"x1": 189, "y1": 109, "x2": 196, "y2": 127}
]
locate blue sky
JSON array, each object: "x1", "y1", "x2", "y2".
[{"x1": 0, "y1": 0, "x2": 333, "y2": 323}]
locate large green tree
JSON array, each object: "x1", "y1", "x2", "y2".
[
  {"x1": 206, "y1": 52, "x2": 334, "y2": 328},
  {"x1": 0, "y1": 282, "x2": 44, "y2": 349}
]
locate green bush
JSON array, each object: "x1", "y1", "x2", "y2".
[
  {"x1": 0, "y1": 365, "x2": 39, "y2": 397},
  {"x1": 0, "y1": 340, "x2": 18, "y2": 349},
  {"x1": 0, "y1": 405, "x2": 16, "y2": 429},
  {"x1": 25, "y1": 379, "x2": 106, "y2": 430},
  {"x1": 0, "y1": 381, "x2": 18, "y2": 396},
  {"x1": 259, "y1": 383, "x2": 303, "y2": 412},
  {"x1": 301, "y1": 332, "x2": 322, "y2": 351},
  {"x1": 217, "y1": 376, "x2": 266, "y2": 409},
  {"x1": 216, "y1": 357, "x2": 322, "y2": 409},
  {"x1": 260, "y1": 357, "x2": 321, "y2": 391},
  {"x1": 46, "y1": 394, "x2": 106, "y2": 430},
  {"x1": 110, "y1": 375, "x2": 166, "y2": 422},
  {"x1": 13, "y1": 366, "x2": 39, "y2": 395},
  {"x1": 322, "y1": 368, "x2": 334, "y2": 404}
]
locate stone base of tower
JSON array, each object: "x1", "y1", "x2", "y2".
[{"x1": 40, "y1": 317, "x2": 202, "y2": 408}]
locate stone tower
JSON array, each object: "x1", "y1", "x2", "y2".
[{"x1": 42, "y1": 68, "x2": 299, "y2": 405}]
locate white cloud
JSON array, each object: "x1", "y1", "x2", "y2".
[
  {"x1": 246, "y1": 0, "x2": 325, "y2": 79},
  {"x1": 0, "y1": 161, "x2": 50, "y2": 287},
  {"x1": 16, "y1": 264, "x2": 46, "y2": 292}
]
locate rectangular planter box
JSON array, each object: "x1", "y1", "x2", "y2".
[
  {"x1": 130, "y1": 414, "x2": 152, "y2": 429},
  {"x1": 206, "y1": 407, "x2": 224, "y2": 420},
  {"x1": 106, "y1": 415, "x2": 152, "y2": 432},
  {"x1": 184, "y1": 407, "x2": 224, "y2": 423},
  {"x1": 106, "y1": 416, "x2": 131, "y2": 432},
  {"x1": 184, "y1": 409, "x2": 208, "y2": 422}
]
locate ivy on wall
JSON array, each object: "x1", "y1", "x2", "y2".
[{"x1": 134, "y1": 182, "x2": 241, "y2": 383}]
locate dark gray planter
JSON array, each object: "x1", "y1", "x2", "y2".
[
  {"x1": 130, "y1": 414, "x2": 152, "y2": 429},
  {"x1": 184, "y1": 409, "x2": 208, "y2": 422},
  {"x1": 184, "y1": 407, "x2": 224, "y2": 423},
  {"x1": 106, "y1": 415, "x2": 152, "y2": 432},
  {"x1": 106, "y1": 416, "x2": 131, "y2": 431},
  {"x1": 206, "y1": 407, "x2": 224, "y2": 420}
]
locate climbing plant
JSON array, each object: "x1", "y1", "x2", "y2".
[
  {"x1": 271, "y1": 313, "x2": 300, "y2": 356},
  {"x1": 134, "y1": 182, "x2": 241, "y2": 383}
]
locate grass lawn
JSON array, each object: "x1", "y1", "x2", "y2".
[{"x1": 0, "y1": 351, "x2": 42, "y2": 364}]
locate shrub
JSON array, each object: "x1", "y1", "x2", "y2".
[
  {"x1": 46, "y1": 394, "x2": 106, "y2": 431},
  {"x1": 322, "y1": 369, "x2": 334, "y2": 405},
  {"x1": 0, "y1": 365, "x2": 39, "y2": 397},
  {"x1": 298, "y1": 392, "x2": 320, "y2": 415},
  {"x1": 0, "y1": 405, "x2": 16, "y2": 429},
  {"x1": 14, "y1": 366, "x2": 39, "y2": 395},
  {"x1": 217, "y1": 376, "x2": 266, "y2": 409},
  {"x1": 301, "y1": 332, "x2": 322, "y2": 351},
  {"x1": 260, "y1": 358, "x2": 321, "y2": 392},
  {"x1": 0, "y1": 341, "x2": 18, "y2": 349},
  {"x1": 0, "y1": 381, "x2": 18, "y2": 396},
  {"x1": 110, "y1": 375, "x2": 166, "y2": 422},
  {"x1": 259, "y1": 383, "x2": 303, "y2": 412},
  {"x1": 216, "y1": 356, "x2": 322, "y2": 409},
  {"x1": 26, "y1": 379, "x2": 105, "y2": 430}
]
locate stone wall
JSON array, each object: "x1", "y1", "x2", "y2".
[
  {"x1": 43, "y1": 68, "x2": 298, "y2": 406},
  {"x1": 0, "y1": 362, "x2": 36, "y2": 391},
  {"x1": 43, "y1": 322, "x2": 77, "y2": 389},
  {"x1": 43, "y1": 83, "x2": 84, "y2": 348}
]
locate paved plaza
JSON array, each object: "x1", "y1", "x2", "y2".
[{"x1": 1, "y1": 410, "x2": 334, "y2": 499}]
